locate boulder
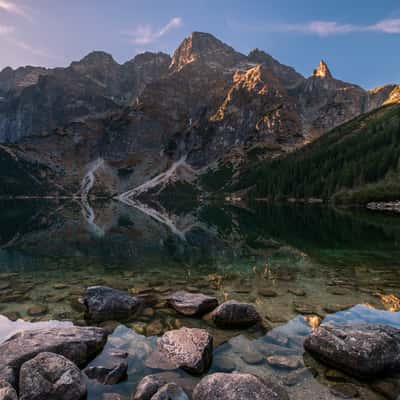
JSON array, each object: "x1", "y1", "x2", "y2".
[
  {"x1": 132, "y1": 374, "x2": 166, "y2": 400},
  {"x1": 151, "y1": 383, "x2": 189, "y2": 400},
  {"x1": 0, "y1": 381, "x2": 17, "y2": 400},
  {"x1": 0, "y1": 326, "x2": 107, "y2": 388},
  {"x1": 84, "y1": 286, "x2": 143, "y2": 322},
  {"x1": 211, "y1": 301, "x2": 261, "y2": 328},
  {"x1": 19, "y1": 352, "x2": 87, "y2": 400},
  {"x1": 304, "y1": 324, "x2": 400, "y2": 378},
  {"x1": 167, "y1": 291, "x2": 218, "y2": 316},
  {"x1": 84, "y1": 360, "x2": 128, "y2": 385},
  {"x1": 153, "y1": 327, "x2": 213, "y2": 375},
  {"x1": 193, "y1": 373, "x2": 288, "y2": 400}
]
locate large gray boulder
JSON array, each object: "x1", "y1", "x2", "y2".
[
  {"x1": 151, "y1": 383, "x2": 189, "y2": 400},
  {"x1": 304, "y1": 324, "x2": 400, "y2": 378},
  {"x1": 0, "y1": 326, "x2": 107, "y2": 388},
  {"x1": 84, "y1": 286, "x2": 143, "y2": 322},
  {"x1": 150, "y1": 327, "x2": 213, "y2": 375},
  {"x1": 132, "y1": 375, "x2": 166, "y2": 400},
  {"x1": 19, "y1": 352, "x2": 87, "y2": 400},
  {"x1": 167, "y1": 291, "x2": 218, "y2": 316},
  {"x1": 211, "y1": 301, "x2": 261, "y2": 328},
  {"x1": 0, "y1": 381, "x2": 17, "y2": 400},
  {"x1": 193, "y1": 373, "x2": 288, "y2": 400}
]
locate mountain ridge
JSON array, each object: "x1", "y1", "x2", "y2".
[{"x1": 0, "y1": 31, "x2": 399, "y2": 198}]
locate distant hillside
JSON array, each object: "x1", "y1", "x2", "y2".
[{"x1": 232, "y1": 104, "x2": 400, "y2": 204}]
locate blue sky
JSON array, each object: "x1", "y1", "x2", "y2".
[{"x1": 0, "y1": 0, "x2": 399, "y2": 88}]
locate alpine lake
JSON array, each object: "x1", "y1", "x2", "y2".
[{"x1": 1, "y1": 198, "x2": 400, "y2": 399}]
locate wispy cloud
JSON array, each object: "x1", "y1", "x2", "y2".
[
  {"x1": 0, "y1": 23, "x2": 14, "y2": 35},
  {"x1": 123, "y1": 17, "x2": 183, "y2": 45},
  {"x1": 272, "y1": 18, "x2": 400, "y2": 36},
  {"x1": 0, "y1": 0, "x2": 31, "y2": 19},
  {"x1": 370, "y1": 18, "x2": 400, "y2": 34}
]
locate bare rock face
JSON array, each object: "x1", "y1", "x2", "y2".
[
  {"x1": 19, "y1": 352, "x2": 87, "y2": 400},
  {"x1": 0, "y1": 326, "x2": 107, "y2": 388},
  {"x1": 167, "y1": 291, "x2": 218, "y2": 316},
  {"x1": 132, "y1": 375, "x2": 167, "y2": 400},
  {"x1": 0, "y1": 380, "x2": 17, "y2": 400},
  {"x1": 211, "y1": 300, "x2": 261, "y2": 328},
  {"x1": 304, "y1": 324, "x2": 400, "y2": 378},
  {"x1": 150, "y1": 383, "x2": 189, "y2": 400},
  {"x1": 83, "y1": 286, "x2": 143, "y2": 322},
  {"x1": 313, "y1": 60, "x2": 332, "y2": 79},
  {"x1": 153, "y1": 327, "x2": 213, "y2": 375},
  {"x1": 1, "y1": 31, "x2": 399, "y2": 198},
  {"x1": 192, "y1": 373, "x2": 289, "y2": 400}
]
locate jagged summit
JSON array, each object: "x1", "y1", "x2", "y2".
[
  {"x1": 313, "y1": 60, "x2": 332, "y2": 79},
  {"x1": 170, "y1": 31, "x2": 245, "y2": 71}
]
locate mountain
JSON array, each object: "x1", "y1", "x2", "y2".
[
  {"x1": 0, "y1": 32, "x2": 399, "y2": 198},
  {"x1": 231, "y1": 103, "x2": 400, "y2": 204}
]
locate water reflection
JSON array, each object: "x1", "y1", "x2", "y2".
[{"x1": 0, "y1": 199, "x2": 400, "y2": 398}]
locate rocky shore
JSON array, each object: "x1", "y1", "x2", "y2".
[{"x1": 1, "y1": 285, "x2": 400, "y2": 399}]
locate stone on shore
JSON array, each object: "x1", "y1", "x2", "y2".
[
  {"x1": 149, "y1": 327, "x2": 213, "y2": 375},
  {"x1": 151, "y1": 383, "x2": 189, "y2": 400},
  {"x1": 84, "y1": 286, "x2": 143, "y2": 322},
  {"x1": 167, "y1": 291, "x2": 218, "y2": 316},
  {"x1": 192, "y1": 373, "x2": 289, "y2": 400},
  {"x1": 132, "y1": 374, "x2": 166, "y2": 400},
  {"x1": 0, "y1": 326, "x2": 107, "y2": 388},
  {"x1": 211, "y1": 301, "x2": 261, "y2": 328},
  {"x1": 19, "y1": 352, "x2": 87, "y2": 400},
  {"x1": 304, "y1": 323, "x2": 400, "y2": 378},
  {"x1": 0, "y1": 381, "x2": 17, "y2": 400}
]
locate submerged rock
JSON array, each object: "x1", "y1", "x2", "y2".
[
  {"x1": 211, "y1": 301, "x2": 261, "y2": 328},
  {"x1": 167, "y1": 291, "x2": 218, "y2": 316},
  {"x1": 83, "y1": 286, "x2": 143, "y2": 322},
  {"x1": 132, "y1": 374, "x2": 166, "y2": 400},
  {"x1": 151, "y1": 327, "x2": 213, "y2": 375},
  {"x1": 192, "y1": 373, "x2": 288, "y2": 400},
  {"x1": 151, "y1": 383, "x2": 189, "y2": 400},
  {"x1": 0, "y1": 381, "x2": 17, "y2": 400},
  {"x1": 0, "y1": 326, "x2": 107, "y2": 387},
  {"x1": 84, "y1": 360, "x2": 128, "y2": 385},
  {"x1": 19, "y1": 352, "x2": 87, "y2": 400},
  {"x1": 304, "y1": 323, "x2": 400, "y2": 378}
]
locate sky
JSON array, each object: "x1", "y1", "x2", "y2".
[{"x1": 0, "y1": 0, "x2": 400, "y2": 89}]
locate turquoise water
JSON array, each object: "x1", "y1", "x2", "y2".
[{"x1": 0, "y1": 199, "x2": 400, "y2": 398}]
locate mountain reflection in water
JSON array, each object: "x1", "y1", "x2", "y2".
[{"x1": 0, "y1": 199, "x2": 400, "y2": 399}]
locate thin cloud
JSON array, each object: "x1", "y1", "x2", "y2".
[
  {"x1": 123, "y1": 17, "x2": 183, "y2": 45},
  {"x1": 270, "y1": 18, "x2": 400, "y2": 36},
  {"x1": 370, "y1": 18, "x2": 400, "y2": 33},
  {"x1": 0, "y1": 0, "x2": 31, "y2": 19},
  {"x1": 0, "y1": 23, "x2": 14, "y2": 35}
]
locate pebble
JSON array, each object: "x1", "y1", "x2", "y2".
[
  {"x1": 258, "y1": 288, "x2": 278, "y2": 297},
  {"x1": 241, "y1": 351, "x2": 264, "y2": 365},
  {"x1": 330, "y1": 383, "x2": 360, "y2": 398},
  {"x1": 27, "y1": 305, "x2": 48, "y2": 317},
  {"x1": 288, "y1": 288, "x2": 306, "y2": 296},
  {"x1": 266, "y1": 355, "x2": 302, "y2": 370},
  {"x1": 146, "y1": 319, "x2": 164, "y2": 336}
]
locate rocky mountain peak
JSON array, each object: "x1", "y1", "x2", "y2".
[
  {"x1": 170, "y1": 31, "x2": 245, "y2": 71},
  {"x1": 313, "y1": 60, "x2": 332, "y2": 79},
  {"x1": 71, "y1": 51, "x2": 118, "y2": 70}
]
